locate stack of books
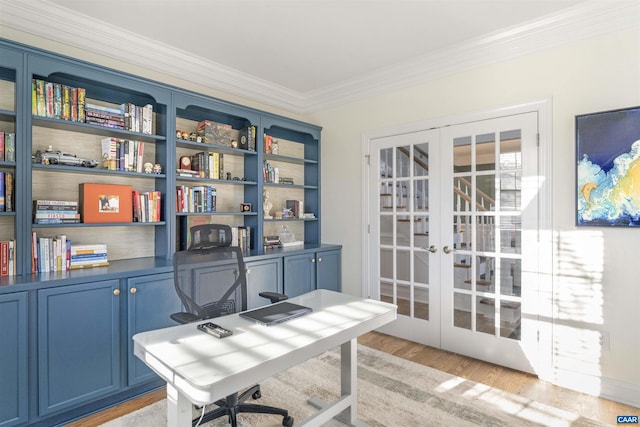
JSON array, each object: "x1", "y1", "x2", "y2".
[
  {"x1": 70, "y1": 244, "x2": 108, "y2": 270},
  {"x1": 32, "y1": 234, "x2": 70, "y2": 273},
  {"x1": 85, "y1": 102, "x2": 125, "y2": 129},
  {"x1": 33, "y1": 200, "x2": 80, "y2": 224}
]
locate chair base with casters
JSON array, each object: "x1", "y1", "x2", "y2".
[{"x1": 194, "y1": 386, "x2": 294, "y2": 427}]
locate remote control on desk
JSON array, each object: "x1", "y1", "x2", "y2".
[{"x1": 197, "y1": 322, "x2": 233, "y2": 338}]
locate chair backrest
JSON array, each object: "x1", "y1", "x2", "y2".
[{"x1": 173, "y1": 224, "x2": 247, "y2": 320}]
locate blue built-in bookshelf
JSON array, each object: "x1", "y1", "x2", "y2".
[{"x1": 0, "y1": 38, "x2": 339, "y2": 426}]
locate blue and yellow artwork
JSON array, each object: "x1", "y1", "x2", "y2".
[{"x1": 576, "y1": 107, "x2": 640, "y2": 227}]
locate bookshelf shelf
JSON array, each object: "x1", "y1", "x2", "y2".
[
  {"x1": 0, "y1": 108, "x2": 15, "y2": 120},
  {"x1": 32, "y1": 163, "x2": 167, "y2": 178},
  {"x1": 263, "y1": 153, "x2": 317, "y2": 165},
  {"x1": 32, "y1": 115, "x2": 166, "y2": 143},
  {"x1": 32, "y1": 221, "x2": 166, "y2": 228},
  {"x1": 176, "y1": 138, "x2": 258, "y2": 156}
]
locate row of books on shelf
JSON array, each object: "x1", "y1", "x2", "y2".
[
  {"x1": 0, "y1": 132, "x2": 16, "y2": 162},
  {"x1": 0, "y1": 171, "x2": 14, "y2": 212},
  {"x1": 101, "y1": 138, "x2": 146, "y2": 172},
  {"x1": 187, "y1": 151, "x2": 225, "y2": 179},
  {"x1": 32, "y1": 78, "x2": 153, "y2": 134},
  {"x1": 263, "y1": 160, "x2": 279, "y2": 184},
  {"x1": 0, "y1": 240, "x2": 16, "y2": 276},
  {"x1": 31, "y1": 232, "x2": 108, "y2": 273},
  {"x1": 176, "y1": 185, "x2": 217, "y2": 213},
  {"x1": 132, "y1": 190, "x2": 162, "y2": 222}
]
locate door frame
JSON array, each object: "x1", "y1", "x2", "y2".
[{"x1": 361, "y1": 98, "x2": 553, "y2": 376}]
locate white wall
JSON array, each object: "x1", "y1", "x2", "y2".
[{"x1": 308, "y1": 27, "x2": 640, "y2": 405}]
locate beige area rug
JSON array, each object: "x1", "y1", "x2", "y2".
[{"x1": 103, "y1": 345, "x2": 610, "y2": 427}]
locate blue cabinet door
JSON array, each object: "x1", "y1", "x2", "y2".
[
  {"x1": 0, "y1": 292, "x2": 28, "y2": 427},
  {"x1": 38, "y1": 280, "x2": 121, "y2": 416},
  {"x1": 316, "y1": 249, "x2": 341, "y2": 292},
  {"x1": 127, "y1": 272, "x2": 182, "y2": 385},
  {"x1": 246, "y1": 258, "x2": 283, "y2": 308},
  {"x1": 283, "y1": 252, "x2": 315, "y2": 297}
]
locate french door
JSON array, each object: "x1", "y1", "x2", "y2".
[{"x1": 367, "y1": 112, "x2": 540, "y2": 373}]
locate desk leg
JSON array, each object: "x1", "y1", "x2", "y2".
[
  {"x1": 306, "y1": 338, "x2": 370, "y2": 427},
  {"x1": 166, "y1": 383, "x2": 192, "y2": 427}
]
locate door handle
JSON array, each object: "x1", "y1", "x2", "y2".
[
  {"x1": 423, "y1": 245, "x2": 437, "y2": 253},
  {"x1": 443, "y1": 246, "x2": 454, "y2": 254}
]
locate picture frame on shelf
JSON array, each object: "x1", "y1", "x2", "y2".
[{"x1": 80, "y1": 183, "x2": 133, "y2": 223}]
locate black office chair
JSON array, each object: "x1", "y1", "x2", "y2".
[{"x1": 171, "y1": 224, "x2": 293, "y2": 427}]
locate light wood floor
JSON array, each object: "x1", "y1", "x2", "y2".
[{"x1": 67, "y1": 331, "x2": 638, "y2": 426}]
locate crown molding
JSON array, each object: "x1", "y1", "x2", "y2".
[
  {"x1": 303, "y1": 1, "x2": 640, "y2": 112},
  {"x1": 1, "y1": 0, "x2": 638, "y2": 114}
]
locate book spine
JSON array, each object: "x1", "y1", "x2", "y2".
[
  {"x1": 71, "y1": 253, "x2": 108, "y2": 261},
  {"x1": 34, "y1": 213, "x2": 81, "y2": 219},
  {"x1": 69, "y1": 262, "x2": 109, "y2": 270},
  {"x1": 32, "y1": 79, "x2": 37, "y2": 115},
  {"x1": 143, "y1": 104, "x2": 153, "y2": 134},
  {"x1": 4, "y1": 172, "x2": 11, "y2": 212},
  {"x1": 0, "y1": 241, "x2": 8, "y2": 276},
  {"x1": 34, "y1": 200, "x2": 78, "y2": 208},
  {"x1": 33, "y1": 218, "x2": 81, "y2": 224},
  {"x1": 53, "y1": 83, "x2": 62, "y2": 119},
  {"x1": 45, "y1": 81, "x2": 54, "y2": 118},
  {"x1": 0, "y1": 171, "x2": 4, "y2": 211},
  {"x1": 71, "y1": 244, "x2": 108, "y2": 253},
  {"x1": 77, "y1": 87, "x2": 86, "y2": 123},
  {"x1": 35, "y1": 79, "x2": 46, "y2": 116},
  {"x1": 61, "y1": 85, "x2": 70, "y2": 120},
  {"x1": 0, "y1": 130, "x2": 5, "y2": 162},
  {"x1": 136, "y1": 141, "x2": 144, "y2": 173},
  {"x1": 8, "y1": 240, "x2": 15, "y2": 276},
  {"x1": 5, "y1": 133, "x2": 15, "y2": 162},
  {"x1": 70, "y1": 87, "x2": 78, "y2": 121}
]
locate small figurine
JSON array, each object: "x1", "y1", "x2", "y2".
[
  {"x1": 189, "y1": 132, "x2": 197, "y2": 141},
  {"x1": 226, "y1": 172, "x2": 232, "y2": 180},
  {"x1": 176, "y1": 130, "x2": 183, "y2": 138},
  {"x1": 231, "y1": 140, "x2": 238, "y2": 148},
  {"x1": 263, "y1": 189, "x2": 273, "y2": 219},
  {"x1": 144, "y1": 162, "x2": 154, "y2": 173},
  {"x1": 181, "y1": 131, "x2": 189, "y2": 140},
  {"x1": 153, "y1": 163, "x2": 162, "y2": 174}
]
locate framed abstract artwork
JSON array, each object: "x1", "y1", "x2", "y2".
[{"x1": 576, "y1": 106, "x2": 640, "y2": 226}]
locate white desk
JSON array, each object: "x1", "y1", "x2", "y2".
[{"x1": 133, "y1": 289, "x2": 397, "y2": 426}]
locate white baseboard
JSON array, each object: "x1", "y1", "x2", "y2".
[{"x1": 541, "y1": 368, "x2": 640, "y2": 408}]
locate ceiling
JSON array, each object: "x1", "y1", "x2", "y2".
[{"x1": 1, "y1": 0, "x2": 638, "y2": 113}]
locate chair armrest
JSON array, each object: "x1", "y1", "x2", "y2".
[
  {"x1": 259, "y1": 291, "x2": 288, "y2": 303},
  {"x1": 170, "y1": 312, "x2": 200, "y2": 324}
]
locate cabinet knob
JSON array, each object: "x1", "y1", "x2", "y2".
[
  {"x1": 113, "y1": 289, "x2": 120, "y2": 296},
  {"x1": 311, "y1": 258, "x2": 316, "y2": 263},
  {"x1": 318, "y1": 257, "x2": 322, "y2": 263},
  {"x1": 130, "y1": 287, "x2": 137, "y2": 294},
  {"x1": 246, "y1": 268, "x2": 251, "y2": 275}
]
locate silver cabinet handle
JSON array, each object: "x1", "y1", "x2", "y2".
[
  {"x1": 427, "y1": 245, "x2": 437, "y2": 253},
  {"x1": 443, "y1": 246, "x2": 453, "y2": 254}
]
